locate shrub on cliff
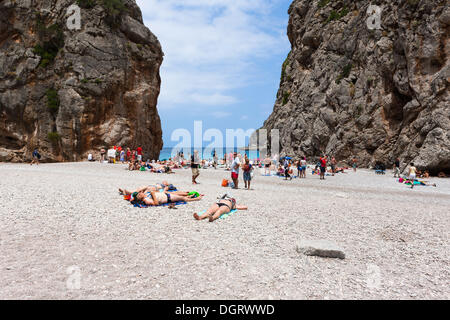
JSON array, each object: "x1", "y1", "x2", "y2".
[
  {"x1": 76, "y1": 0, "x2": 96, "y2": 9},
  {"x1": 47, "y1": 132, "x2": 61, "y2": 143},
  {"x1": 101, "y1": 0, "x2": 127, "y2": 28},
  {"x1": 46, "y1": 89, "x2": 60, "y2": 114},
  {"x1": 33, "y1": 13, "x2": 65, "y2": 68}
]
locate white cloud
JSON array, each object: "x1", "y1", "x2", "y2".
[
  {"x1": 211, "y1": 111, "x2": 232, "y2": 118},
  {"x1": 136, "y1": 0, "x2": 289, "y2": 108},
  {"x1": 191, "y1": 93, "x2": 238, "y2": 105}
]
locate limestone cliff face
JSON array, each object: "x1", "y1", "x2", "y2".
[
  {"x1": 0, "y1": 0, "x2": 163, "y2": 162},
  {"x1": 261, "y1": 0, "x2": 449, "y2": 173}
]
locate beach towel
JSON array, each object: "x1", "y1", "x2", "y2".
[
  {"x1": 132, "y1": 201, "x2": 187, "y2": 208},
  {"x1": 398, "y1": 178, "x2": 427, "y2": 186},
  {"x1": 198, "y1": 209, "x2": 238, "y2": 220}
]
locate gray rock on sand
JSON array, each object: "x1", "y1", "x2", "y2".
[{"x1": 296, "y1": 240, "x2": 345, "y2": 259}]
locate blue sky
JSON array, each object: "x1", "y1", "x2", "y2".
[{"x1": 136, "y1": 0, "x2": 292, "y2": 148}]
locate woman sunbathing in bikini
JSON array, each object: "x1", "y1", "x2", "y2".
[
  {"x1": 193, "y1": 195, "x2": 247, "y2": 222},
  {"x1": 132, "y1": 190, "x2": 203, "y2": 206}
]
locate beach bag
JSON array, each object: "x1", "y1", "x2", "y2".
[
  {"x1": 221, "y1": 179, "x2": 229, "y2": 187},
  {"x1": 188, "y1": 191, "x2": 200, "y2": 198}
]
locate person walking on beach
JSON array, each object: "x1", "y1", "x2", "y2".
[
  {"x1": 231, "y1": 152, "x2": 241, "y2": 189},
  {"x1": 393, "y1": 158, "x2": 401, "y2": 178},
  {"x1": 408, "y1": 163, "x2": 417, "y2": 189},
  {"x1": 319, "y1": 155, "x2": 327, "y2": 180},
  {"x1": 242, "y1": 156, "x2": 253, "y2": 190},
  {"x1": 191, "y1": 150, "x2": 200, "y2": 185},
  {"x1": 31, "y1": 148, "x2": 41, "y2": 165}
]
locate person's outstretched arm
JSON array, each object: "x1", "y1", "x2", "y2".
[
  {"x1": 150, "y1": 191, "x2": 159, "y2": 206},
  {"x1": 185, "y1": 195, "x2": 203, "y2": 202},
  {"x1": 143, "y1": 198, "x2": 156, "y2": 206},
  {"x1": 236, "y1": 205, "x2": 248, "y2": 210}
]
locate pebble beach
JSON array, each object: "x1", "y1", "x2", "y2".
[{"x1": 0, "y1": 162, "x2": 449, "y2": 300}]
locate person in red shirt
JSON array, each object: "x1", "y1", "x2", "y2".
[
  {"x1": 319, "y1": 156, "x2": 327, "y2": 180},
  {"x1": 126, "y1": 148, "x2": 131, "y2": 162},
  {"x1": 136, "y1": 147, "x2": 143, "y2": 162}
]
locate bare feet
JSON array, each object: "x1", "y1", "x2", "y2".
[
  {"x1": 193, "y1": 213, "x2": 201, "y2": 220},
  {"x1": 209, "y1": 215, "x2": 216, "y2": 222},
  {"x1": 118, "y1": 188, "x2": 124, "y2": 195}
]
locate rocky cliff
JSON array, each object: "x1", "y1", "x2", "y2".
[
  {"x1": 260, "y1": 0, "x2": 449, "y2": 173},
  {"x1": 0, "y1": 0, "x2": 163, "y2": 162}
]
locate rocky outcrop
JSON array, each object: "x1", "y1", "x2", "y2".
[
  {"x1": 0, "y1": 0, "x2": 163, "y2": 162},
  {"x1": 260, "y1": 0, "x2": 449, "y2": 173}
]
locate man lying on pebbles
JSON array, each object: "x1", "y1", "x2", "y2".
[
  {"x1": 131, "y1": 190, "x2": 203, "y2": 207},
  {"x1": 194, "y1": 195, "x2": 248, "y2": 222}
]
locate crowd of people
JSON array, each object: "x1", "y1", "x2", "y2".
[{"x1": 107, "y1": 148, "x2": 446, "y2": 220}]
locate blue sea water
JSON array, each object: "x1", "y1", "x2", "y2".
[{"x1": 158, "y1": 147, "x2": 260, "y2": 161}]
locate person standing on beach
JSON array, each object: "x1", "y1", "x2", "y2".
[
  {"x1": 126, "y1": 148, "x2": 131, "y2": 163},
  {"x1": 120, "y1": 149, "x2": 125, "y2": 163},
  {"x1": 284, "y1": 158, "x2": 292, "y2": 180},
  {"x1": 136, "y1": 146, "x2": 143, "y2": 162},
  {"x1": 301, "y1": 156, "x2": 307, "y2": 178},
  {"x1": 264, "y1": 156, "x2": 271, "y2": 175},
  {"x1": 352, "y1": 157, "x2": 358, "y2": 172},
  {"x1": 213, "y1": 150, "x2": 218, "y2": 169},
  {"x1": 231, "y1": 152, "x2": 241, "y2": 189},
  {"x1": 242, "y1": 156, "x2": 253, "y2": 190},
  {"x1": 296, "y1": 160, "x2": 302, "y2": 178},
  {"x1": 393, "y1": 158, "x2": 401, "y2": 178},
  {"x1": 319, "y1": 155, "x2": 327, "y2": 180},
  {"x1": 331, "y1": 156, "x2": 337, "y2": 176},
  {"x1": 191, "y1": 150, "x2": 200, "y2": 185},
  {"x1": 100, "y1": 148, "x2": 106, "y2": 162},
  {"x1": 408, "y1": 163, "x2": 417, "y2": 189}
]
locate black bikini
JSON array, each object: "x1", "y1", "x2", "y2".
[{"x1": 217, "y1": 198, "x2": 236, "y2": 211}]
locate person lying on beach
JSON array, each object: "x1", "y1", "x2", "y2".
[
  {"x1": 193, "y1": 195, "x2": 248, "y2": 222},
  {"x1": 128, "y1": 160, "x2": 141, "y2": 171},
  {"x1": 119, "y1": 181, "x2": 178, "y2": 195},
  {"x1": 131, "y1": 190, "x2": 203, "y2": 206}
]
